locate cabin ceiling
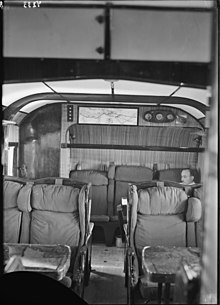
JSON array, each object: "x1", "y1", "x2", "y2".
[
  {"x1": 3, "y1": 1, "x2": 214, "y2": 85},
  {"x1": 2, "y1": 80, "x2": 209, "y2": 121},
  {"x1": 2, "y1": 1, "x2": 215, "y2": 121}
]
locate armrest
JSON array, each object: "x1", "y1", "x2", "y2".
[{"x1": 186, "y1": 197, "x2": 202, "y2": 222}]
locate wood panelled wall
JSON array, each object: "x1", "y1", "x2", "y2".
[
  {"x1": 61, "y1": 104, "x2": 206, "y2": 175},
  {"x1": 18, "y1": 103, "x2": 205, "y2": 179},
  {"x1": 69, "y1": 148, "x2": 198, "y2": 172},
  {"x1": 69, "y1": 125, "x2": 202, "y2": 147}
]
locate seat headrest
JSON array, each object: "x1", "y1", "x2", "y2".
[
  {"x1": 158, "y1": 168, "x2": 200, "y2": 183},
  {"x1": 4, "y1": 181, "x2": 23, "y2": 209},
  {"x1": 138, "y1": 186, "x2": 188, "y2": 215},
  {"x1": 115, "y1": 166, "x2": 153, "y2": 182},
  {"x1": 31, "y1": 184, "x2": 80, "y2": 212},
  {"x1": 69, "y1": 170, "x2": 108, "y2": 185}
]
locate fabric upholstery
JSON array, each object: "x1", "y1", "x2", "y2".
[
  {"x1": 30, "y1": 210, "x2": 80, "y2": 245},
  {"x1": 90, "y1": 185, "x2": 108, "y2": 215},
  {"x1": 69, "y1": 170, "x2": 108, "y2": 185},
  {"x1": 70, "y1": 170, "x2": 110, "y2": 218},
  {"x1": 137, "y1": 187, "x2": 188, "y2": 215},
  {"x1": 193, "y1": 186, "x2": 203, "y2": 199},
  {"x1": 128, "y1": 184, "x2": 202, "y2": 290},
  {"x1": 186, "y1": 222, "x2": 197, "y2": 247},
  {"x1": 3, "y1": 176, "x2": 91, "y2": 280},
  {"x1": 186, "y1": 197, "x2": 202, "y2": 222},
  {"x1": 4, "y1": 181, "x2": 23, "y2": 209},
  {"x1": 4, "y1": 209, "x2": 22, "y2": 243},
  {"x1": 17, "y1": 183, "x2": 33, "y2": 212},
  {"x1": 107, "y1": 179, "x2": 115, "y2": 216},
  {"x1": 135, "y1": 214, "x2": 186, "y2": 249},
  {"x1": 115, "y1": 166, "x2": 153, "y2": 182},
  {"x1": 107, "y1": 163, "x2": 116, "y2": 179},
  {"x1": 19, "y1": 211, "x2": 31, "y2": 243},
  {"x1": 114, "y1": 166, "x2": 153, "y2": 215},
  {"x1": 31, "y1": 184, "x2": 79, "y2": 212},
  {"x1": 3, "y1": 180, "x2": 24, "y2": 243},
  {"x1": 158, "y1": 168, "x2": 200, "y2": 183}
]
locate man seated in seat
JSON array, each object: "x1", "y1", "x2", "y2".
[
  {"x1": 181, "y1": 168, "x2": 195, "y2": 197},
  {"x1": 181, "y1": 168, "x2": 195, "y2": 185}
]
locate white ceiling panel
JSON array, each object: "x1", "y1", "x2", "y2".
[
  {"x1": 111, "y1": 9, "x2": 212, "y2": 62},
  {"x1": 2, "y1": 79, "x2": 208, "y2": 119},
  {"x1": 4, "y1": 8, "x2": 105, "y2": 59}
]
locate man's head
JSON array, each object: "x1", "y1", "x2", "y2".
[{"x1": 181, "y1": 168, "x2": 195, "y2": 185}]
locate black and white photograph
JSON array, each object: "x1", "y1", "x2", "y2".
[{"x1": 1, "y1": 1, "x2": 218, "y2": 304}]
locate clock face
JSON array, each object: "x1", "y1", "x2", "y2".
[{"x1": 156, "y1": 113, "x2": 163, "y2": 121}]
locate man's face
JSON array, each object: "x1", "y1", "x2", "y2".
[{"x1": 181, "y1": 170, "x2": 194, "y2": 184}]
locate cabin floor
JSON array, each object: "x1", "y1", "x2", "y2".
[{"x1": 84, "y1": 243, "x2": 147, "y2": 305}]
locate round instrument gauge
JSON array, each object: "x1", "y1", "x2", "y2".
[
  {"x1": 166, "y1": 113, "x2": 174, "y2": 121},
  {"x1": 144, "y1": 113, "x2": 153, "y2": 121},
  {"x1": 156, "y1": 113, "x2": 163, "y2": 121}
]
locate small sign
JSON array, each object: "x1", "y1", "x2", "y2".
[{"x1": 121, "y1": 198, "x2": 128, "y2": 205}]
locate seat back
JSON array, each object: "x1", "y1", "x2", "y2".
[
  {"x1": 130, "y1": 184, "x2": 201, "y2": 248},
  {"x1": 69, "y1": 169, "x2": 114, "y2": 219},
  {"x1": 31, "y1": 178, "x2": 91, "y2": 272},
  {"x1": 114, "y1": 166, "x2": 153, "y2": 216},
  {"x1": 3, "y1": 179, "x2": 24, "y2": 243},
  {"x1": 3, "y1": 176, "x2": 32, "y2": 243},
  {"x1": 31, "y1": 178, "x2": 90, "y2": 244},
  {"x1": 128, "y1": 183, "x2": 202, "y2": 286},
  {"x1": 157, "y1": 168, "x2": 201, "y2": 183},
  {"x1": 134, "y1": 186, "x2": 188, "y2": 249}
]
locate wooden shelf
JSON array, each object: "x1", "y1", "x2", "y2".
[{"x1": 61, "y1": 143, "x2": 204, "y2": 152}]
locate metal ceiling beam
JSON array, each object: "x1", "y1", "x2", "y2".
[
  {"x1": 3, "y1": 58, "x2": 210, "y2": 88},
  {"x1": 3, "y1": 92, "x2": 208, "y2": 120},
  {"x1": 3, "y1": 1, "x2": 214, "y2": 11}
]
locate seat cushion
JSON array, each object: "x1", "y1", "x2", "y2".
[
  {"x1": 30, "y1": 210, "x2": 80, "y2": 246},
  {"x1": 135, "y1": 214, "x2": 187, "y2": 249}
]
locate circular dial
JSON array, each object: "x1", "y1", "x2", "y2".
[
  {"x1": 156, "y1": 113, "x2": 163, "y2": 121},
  {"x1": 166, "y1": 113, "x2": 174, "y2": 121},
  {"x1": 144, "y1": 113, "x2": 153, "y2": 121}
]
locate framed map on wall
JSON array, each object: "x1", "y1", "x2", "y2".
[{"x1": 78, "y1": 106, "x2": 138, "y2": 125}]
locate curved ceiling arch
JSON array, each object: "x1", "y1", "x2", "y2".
[{"x1": 3, "y1": 92, "x2": 208, "y2": 121}]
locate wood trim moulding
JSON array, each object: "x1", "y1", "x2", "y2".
[{"x1": 60, "y1": 143, "x2": 205, "y2": 152}]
